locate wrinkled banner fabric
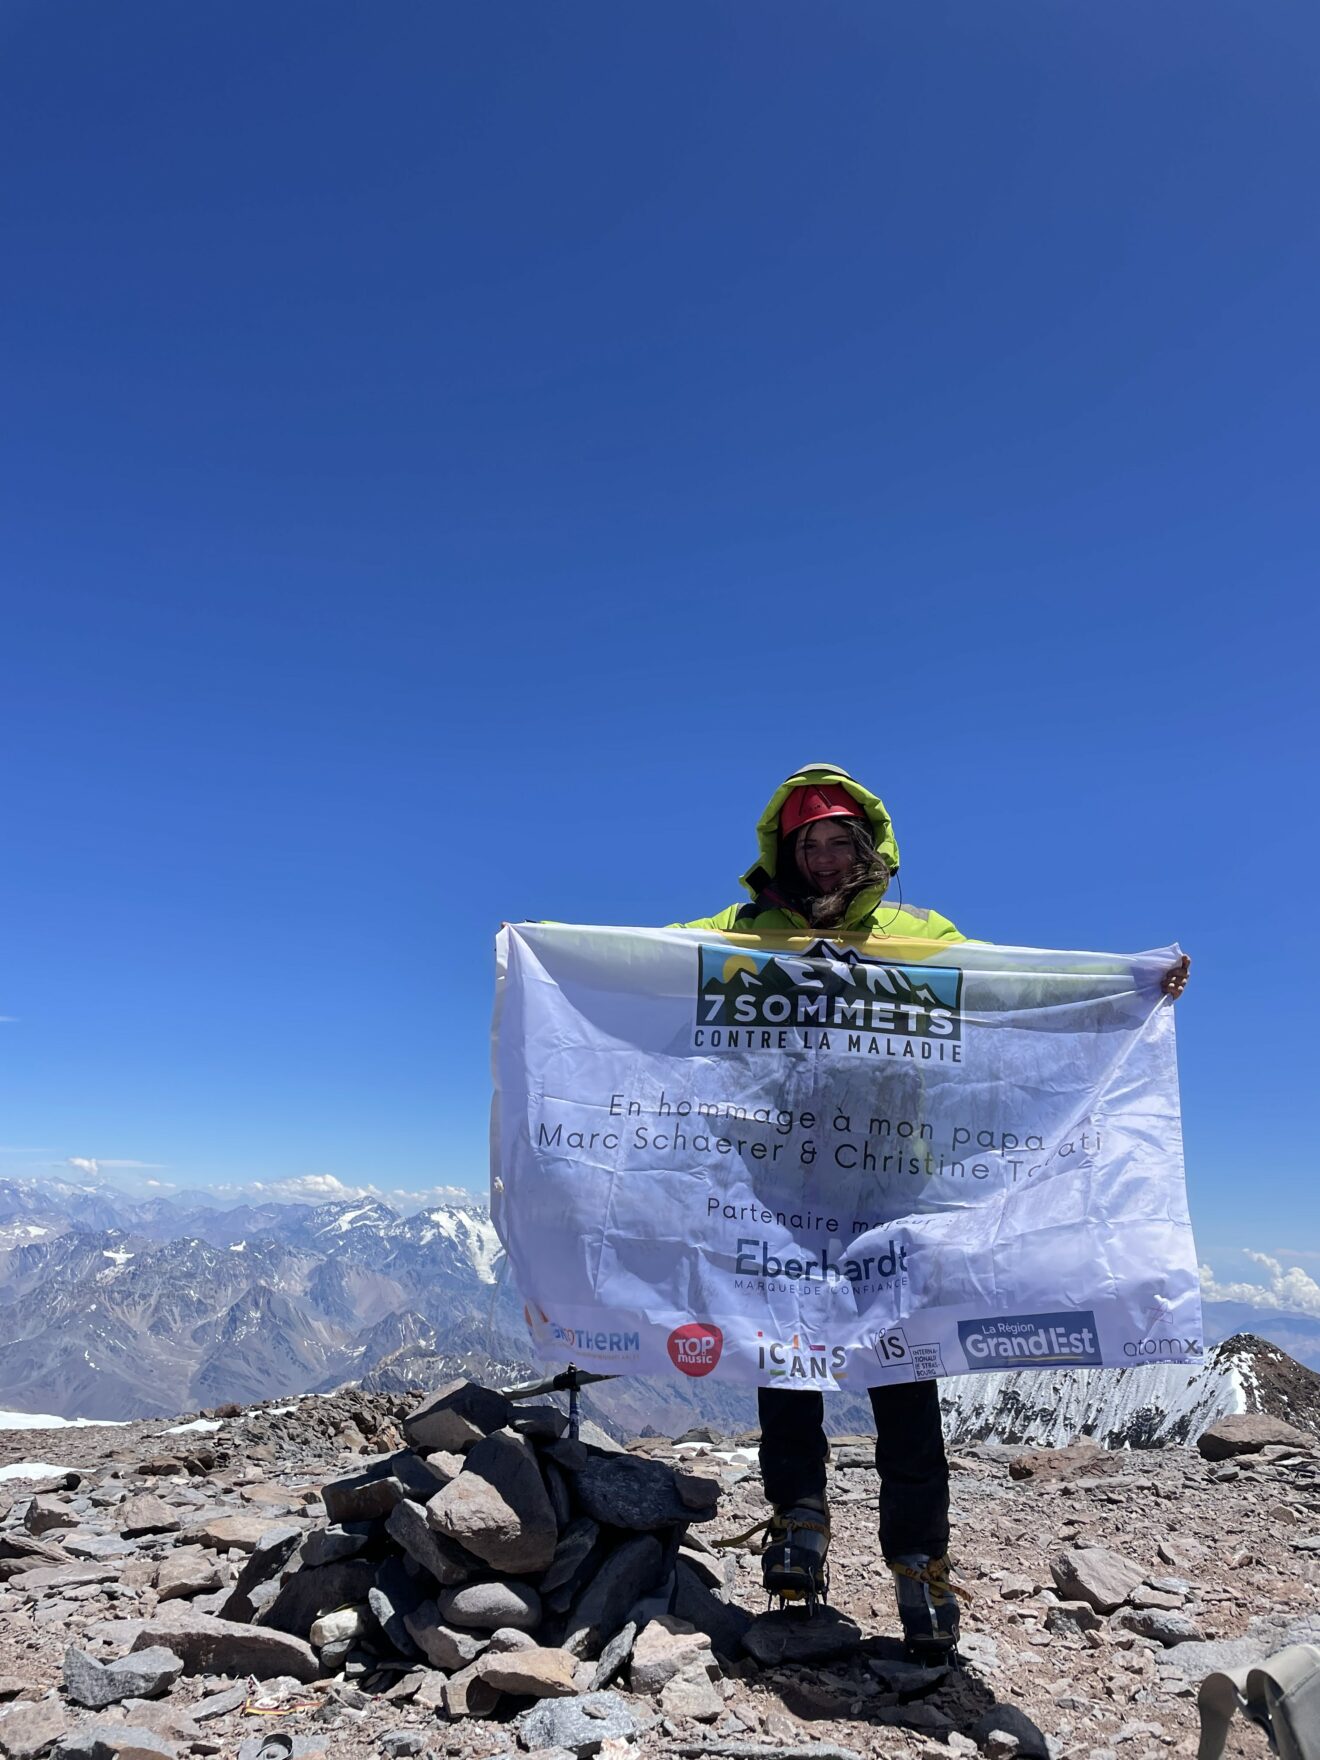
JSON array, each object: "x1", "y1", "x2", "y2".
[{"x1": 491, "y1": 924, "x2": 1202, "y2": 1391}]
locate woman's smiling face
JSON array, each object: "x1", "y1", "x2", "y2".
[{"x1": 794, "y1": 819, "x2": 855, "y2": 896}]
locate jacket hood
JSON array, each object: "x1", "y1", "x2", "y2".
[{"x1": 740, "y1": 762, "x2": 900, "y2": 899}]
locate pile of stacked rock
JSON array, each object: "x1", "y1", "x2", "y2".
[{"x1": 222, "y1": 1378, "x2": 752, "y2": 1721}]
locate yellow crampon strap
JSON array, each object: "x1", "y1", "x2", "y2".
[
  {"x1": 889, "y1": 1554, "x2": 974, "y2": 1606},
  {"x1": 713, "y1": 1516, "x2": 773, "y2": 1553},
  {"x1": 713, "y1": 1511, "x2": 831, "y2": 1554}
]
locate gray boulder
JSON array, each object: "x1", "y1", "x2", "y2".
[
  {"x1": 539, "y1": 1518, "x2": 601, "y2": 1596},
  {"x1": 258, "y1": 1557, "x2": 376, "y2": 1639},
  {"x1": 321, "y1": 1468, "x2": 407, "y2": 1525},
  {"x1": 216, "y1": 1523, "x2": 304, "y2": 1623},
  {"x1": 440, "y1": 1578, "x2": 542, "y2": 1632},
  {"x1": 401, "y1": 1603, "x2": 488, "y2": 1669},
  {"x1": 128, "y1": 1613, "x2": 318, "y2": 1681},
  {"x1": 441, "y1": 1659, "x2": 501, "y2": 1718},
  {"x1": 629, "y1": 1616, "x2": 715, "y2": 1694},
  {"x1": 588, "y1": 1621, "x2": 637, "y2": 1692},
  {"x1": 0, "y1": 1698, "x2": 69, "y2": 1760},
  {"x1": 516, "y1": 1690, "x2": 647, "y2": 1757},
  {"x1": 741, "y1": 1606, "x2": 863, "y2": 1666},
  {"x1": 1049, "y1": 1546, "x2": 1146, "y2": 1613},
  {"x1": 115, "y1": 1494, "x2": 182, "y2": 1539},
  {"x1": 369, "y1": 1556, "x2": 430, "y2": 1659},
  {"x1": 1116, "y1": 1607, "x2": 1207, "y2": 1646},
  {"x1": 426, "y1": 1430, "x2": 557, "y2": 1574},
  {"x1": 404, "y1": 1379, "x2": 513, "y2": 1453},
  {"x1": 672, "y1": 1560, "x2": 752, "y2": 1662},
  {"x1": 300, "y1": 1523, "x2": 373, "y2": 1567},
  {"x1": 24, "y1": 1497, "x2": 78, "y2": 1537},
  {"x1": 63, "y1": 1644, "x2": 184, "y2": 1710},
  {"x1": 970, "y1": 1705, "x2": 1050, "y2": 1760},
  {"x1": 51, "y1": 1721, "x2": 179, "y2": 1760},
  {"x1": 385, "y1": 1498, "x2": 473, "y2": 1586},
  {"x1": 564, "y1": 1535, "x2": 664, "y2": 1658},
  {"x1": 1197, "y1": 1413, "x2": 1315, "y2": 1460},
  {"x1": 475, "y1": 1645, "x2": 579, "y2": 1698},
  {"x1": 155, "y1": 1551, "x2": 222, "y2": 1603},
  {"x1": 1043, "y1": 1600, "x2": 1102, "y2": 1636},
  {"x1": 659, "y1": 1661, "x2": 723, "y2": 1721},
  {"x1": 573, "y1": 1456, "x2": 698, "y2": 1529}
]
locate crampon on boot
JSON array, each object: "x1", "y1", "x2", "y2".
[
  {"x1": 761, "y1": 1495, "x2": 830, "y2": 1610},
  {"x1": 889, "y1": 1552, "x2": 969, "y2": 1662}
]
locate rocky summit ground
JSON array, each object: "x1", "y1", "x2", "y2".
[{"x1": 1, "y1": 1388, "x2": 1318, "y2": 1760}]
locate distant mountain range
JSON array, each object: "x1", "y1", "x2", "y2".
[
  {"x1": 0, "y1": 1176, "x2": 524, "y2": 1421},
  {"x1": 2, "y1": 1174, "x2": 1317, "y2": 1448}
]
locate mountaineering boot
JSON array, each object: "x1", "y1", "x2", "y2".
[
  {"x1": 889, "y1": 1552, "x2": 963, "y2": 1661},
  {"x1": 762, "y1": 1494, "x2": 830, "y2": 1607}
]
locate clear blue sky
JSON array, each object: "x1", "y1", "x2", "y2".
[{"x1": 1, "y1": 5, "x2": 1316, "y2": 1285}]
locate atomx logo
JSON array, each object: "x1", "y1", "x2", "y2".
[
  {"x1": 695, "y1": 941, "x2": 963, "y2": 1061},
  {"x1": 957, "y1": 1310, "x2": 1103, "y2": 1369},
  {"x1": 756, "y1": 1330, "x2": 849, "y2": 1383}
]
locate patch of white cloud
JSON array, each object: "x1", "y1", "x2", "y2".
[
  {"x1": 240, "y1": 1173, "x2": 480, "y2": 1210},
  {"x1": 250, "y1": 1174, "x2": 384, "y2": 1202},
  {"x1": 389, "y1": 1184, "x2": 480, "y2": 1208},
  {"x1": 1200, "y1": 1251, "x2": 1320, "y2": 1319},
  {"x1": 72, "y1": 1159, "x2": 162, "y2": 1170}
]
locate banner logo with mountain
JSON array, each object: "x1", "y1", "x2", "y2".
[{"x1": 696, "y1": 940, "x2": 964, "y2": 1048}]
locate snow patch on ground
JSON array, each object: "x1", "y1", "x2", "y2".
[
  {"x1": 164, "y1": 1418, "x2": 224, "y2": 1434},
  {"x1": 0, "y1": 1410, "x2": 126, "y2": 1431},
  {"x1": 0, "y1": 1461, "x2": 74, "y2": 1482}
]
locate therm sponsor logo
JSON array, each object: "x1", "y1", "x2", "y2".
[{"x1": 524, "y1": 1304, "x2": 641, "y2": 1361}]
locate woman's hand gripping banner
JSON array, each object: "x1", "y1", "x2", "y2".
[{"x1": 490, "y1": 924, "x2": 1202, "y2": 1391}]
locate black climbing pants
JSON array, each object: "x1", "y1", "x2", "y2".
[{"x1": 757, "y1": 1381, "x2": 950, "y2": 1561}]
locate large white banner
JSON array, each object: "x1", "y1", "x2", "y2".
[{"x1": 491, "y1": 924, "x2": 1203, "y2": 1391}]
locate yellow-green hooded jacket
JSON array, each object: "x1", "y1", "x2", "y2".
[{"x1": 672, "y1": 763, "x2": 965, "y2": 943}]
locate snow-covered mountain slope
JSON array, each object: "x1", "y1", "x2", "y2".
[{"x1": 938, "y1": 1332, "x2": 1320, "y2": 1448}]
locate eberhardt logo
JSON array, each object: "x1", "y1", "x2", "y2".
[
  {"x1": 667, "y1": 1323, "x2": 723, "y2": 1377},
  {"x1": 694, "y1": 941, "x2": 963, "y2": 1061},
  {"x1": 958, "y1": 1310, "x2": 1102, "y2": 1369}
]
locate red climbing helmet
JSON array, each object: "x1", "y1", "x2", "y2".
[{"x1": 779, "y1": 781, "x2": 867, "y2": 838}]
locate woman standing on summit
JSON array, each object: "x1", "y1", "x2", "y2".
[{"x1": 673, "y1": 762, "x2": 1190, "y2": 1661}]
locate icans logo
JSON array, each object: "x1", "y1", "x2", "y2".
[
  {"x1": 756, "y1": 1330, "x2": 848, "y2": 1383},
  {"x1": 958, "y1": 1310, "x2": 1102, "y2": 1369},
  {"x1": 667, "y1": 1323, "x2": 723, "y2": 1377},
  {"x1": 694, "y1": 941, "x2": 962, "y2": 1057}
]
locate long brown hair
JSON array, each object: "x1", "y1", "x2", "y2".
[{"x1": 780, "y1": 818, "x2": 893, "y2": 929}]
